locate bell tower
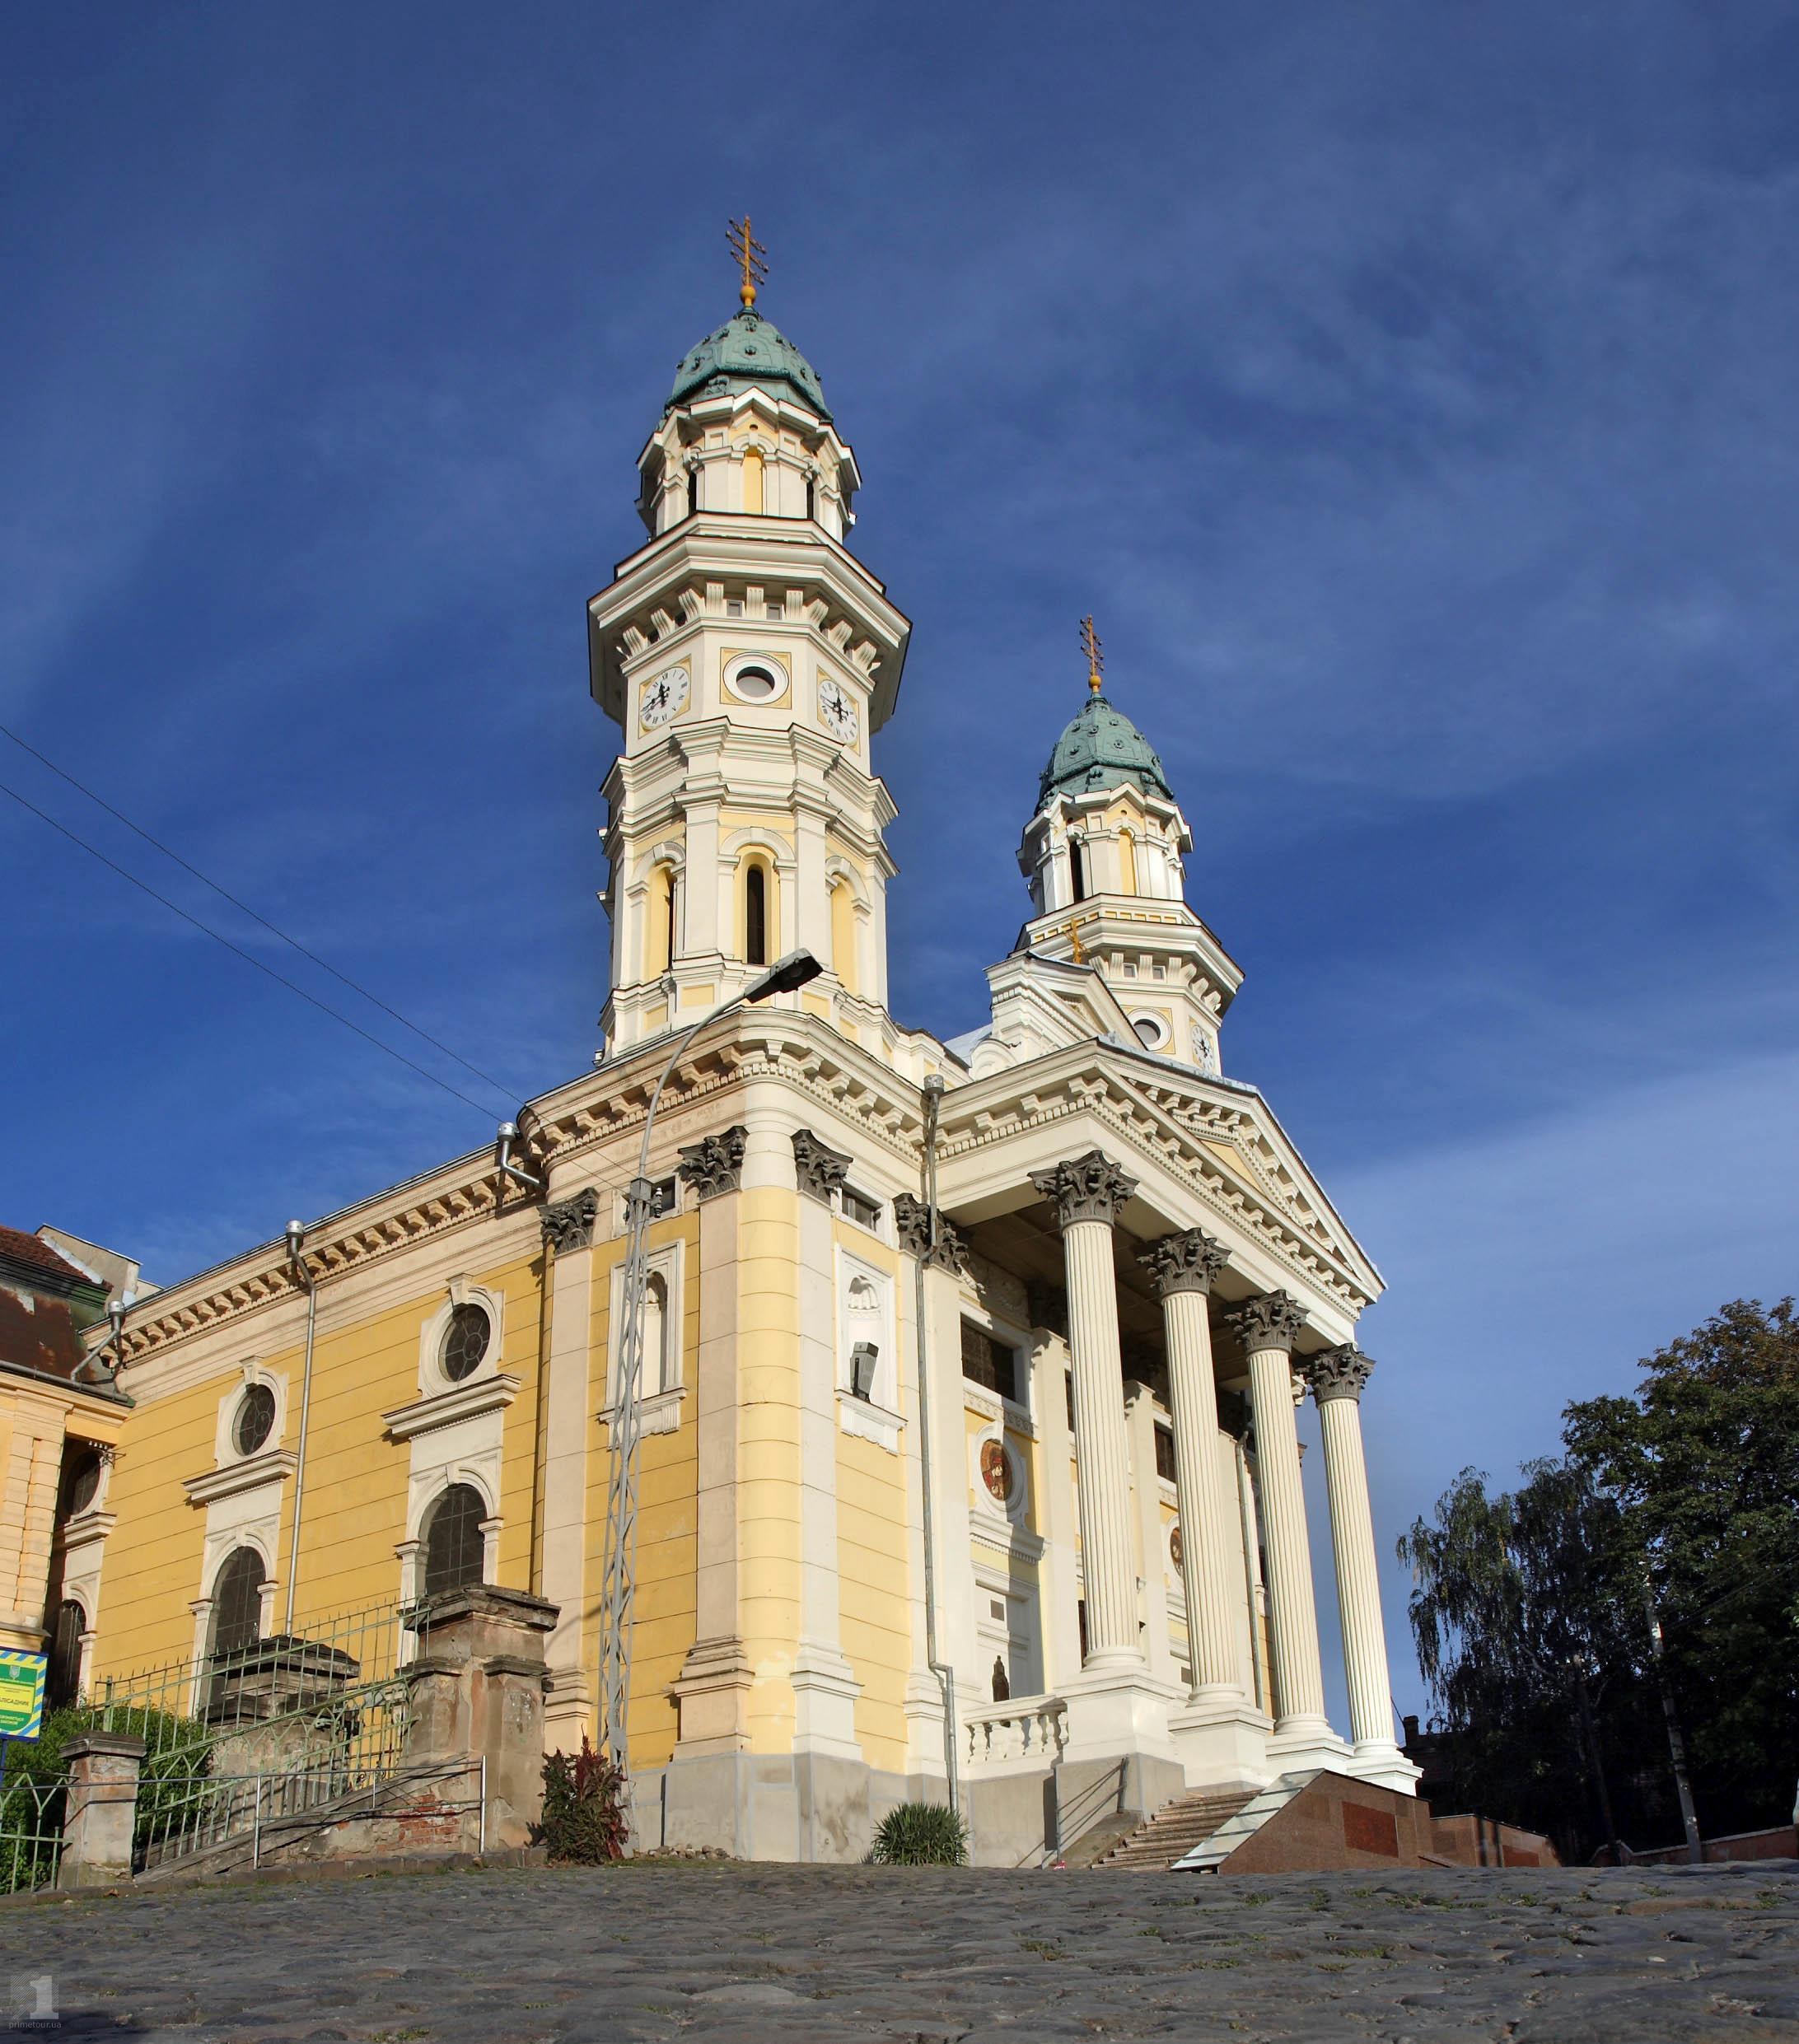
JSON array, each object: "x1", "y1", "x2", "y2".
[
  {"x1": 1017, "y1": 619, "x2": 1242, "y2": 1074},
  {"x1": 588, "y1": 226, "x2": 912, "y2": 1059}
]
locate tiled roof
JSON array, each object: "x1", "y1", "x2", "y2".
[{"x1": 0, "y1": 1225, "x2": 89, "y2": 1285}]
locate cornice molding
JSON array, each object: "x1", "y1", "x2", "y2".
[
  {"x1": 382, "y1": 1372, "x2": 523, "y2": 1444},
  {"x1": 182, "y1": 1447, "x2": 297, "y2": 1509}
]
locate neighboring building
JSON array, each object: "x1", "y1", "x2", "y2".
[
  {"x1": 76, "y1": 267, "x2": 1416, "y2": 1861},
  {"x1": 0, "y1": 1226, "x2": 137, "y2": 1706}
]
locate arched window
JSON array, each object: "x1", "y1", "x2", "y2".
[
  {"x1": 1069, "y1": 837, "x2": 1088, "y2": 903},
  {"x1": 661, "y1": 866, "x2": 679, "y2": 974},
  {"x1": 745, "y1": 863, "x2": 768, "y2": 966},
  {"x1": 642, "y1": 1272, "x2": 670, "y2": 1397},
  {"x1": 423, "y1": 1483, "x2": 487, "y2": 1598},
  {"x1": 208, "y1": 1547, "x2": 266, "y2": 1663},
  {"x1": 805, "y1": 475, "x2": 816, "y2": 522},
  {"x1": 742, "y1": 446, "x2": 765, "y2": 515},
  {"x1": 45, "y1": 1598, "x2": 85, "y2": 1710},
  {"x1": 829, "y1": 879, "x2": 858, "y2": 996},
  {"x1": 1119, "y1": 828, "x2": 1138, "y2": 895},
  {"x1": 57, "y1": 1445, "x2": 102, "y2": 1521}
]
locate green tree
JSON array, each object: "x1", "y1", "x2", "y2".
[
  {"x1": 1563, "y1": 1297, "x2": 1799, "y2": 1836},
  {"x1": 1397, "y1": 1458, "x2": 1661, "y2": 1858}
]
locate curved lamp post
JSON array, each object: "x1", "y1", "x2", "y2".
[{"x1": 597, "y1": 949, "x2": 821, "y2": 1771}]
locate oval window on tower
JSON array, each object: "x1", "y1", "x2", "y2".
[{"x1": 724, "y1": 656, "x2": 786, "y2": 704}]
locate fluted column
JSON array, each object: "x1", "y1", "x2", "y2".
[
  {"x1": 1304, "y1": 1346, "x2": 1394, "y2": 1753},
  {"x1": 1138, "y1": 1230, "x2": 1242, "y2": 1705},
  {"x1": 1228, "y1": 1292, "x2": 1329, "y2": 1739},
  {"x1": 1029, "y1": 1150, "x2": 1141, "y2": 1669}
]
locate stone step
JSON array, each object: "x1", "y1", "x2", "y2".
[{"x1": 1092, "y1": 1788, "x2": 1259, "y2": 1873}]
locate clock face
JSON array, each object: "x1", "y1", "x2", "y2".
[
  {"x1": 817, "y1": 675, "x2": 859, "y2": 743},
  {"x1": 640, "y1": 665, "x2": 689, "y2": 730}
]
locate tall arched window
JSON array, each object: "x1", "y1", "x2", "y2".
[
  {"x1": 423, "y1": 1483, "x2": 487, "y2": 1598},
  {"x1": 745, "y1": 863, "x2": 768, "y2": 966},
  {"x1": 829, "y1": 879, "x2": 858, "y2": 996},
  {"x1": 208, "y1": 1548, "x2": 266, "y2": 1662},
  {"x1": 1069, "y1": 837, "x2": 1088, "y2": 903},
  {"x1": 642, "y1": 1272, "x2": 669, "y2": 1396},
  {"x1": 651, "y1": 864, "x2": 679, "y2": 975},
  {"x1": 45, "y1": 1598, "x2": 85, "y2": 1710},
  {"x1": 742, "y1": 446, "x2": 764, "y2": 515},
  {"x1": 1119, "y1": 828, "x2": 1139, "y2": 895}
]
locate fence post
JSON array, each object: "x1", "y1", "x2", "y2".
[
  {"x1": 58, "y1": 1734, "x2": 145, "y2": 1891},
  {"x1": 402, "y1": 1584, "x2": 558, "y2": 1852}
]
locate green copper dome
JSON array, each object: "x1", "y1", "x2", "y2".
[
  {"x1": 666, "y1": 309, "x2": 831, "y2": 421},
  {"x1": 1037, "y1": 693, "x2": 1174, "y2": 808}
]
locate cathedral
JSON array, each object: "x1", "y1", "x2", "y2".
[{"x1": 28, "y1": 249, "x2": 1417, "y2": 1864}]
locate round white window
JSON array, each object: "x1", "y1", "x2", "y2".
[
  {"x1": 1131, "y1": 1014, "x2": 1167, "y2": 1049},
  {"x1": 724, "y1": 656, "x2": 786, "y2": 704}
]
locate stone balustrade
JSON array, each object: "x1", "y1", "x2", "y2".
[{"x1": 962, "y1": 1695, "x2": 1068, "y2": 1769}]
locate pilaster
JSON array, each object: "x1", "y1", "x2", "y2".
[{"x1": 540, "y1": 1188, "x2": 598, "y2": 1746}]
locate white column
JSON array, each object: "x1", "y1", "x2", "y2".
[
  {"x1": 1230, "y1": 1292, "x2": 1330, "y2": 1744},
  {"x1": 1030, "y1": 1150, "x2": 1141, "y2": 1670},
  {"x1": 1306, "y1": 1345, "x2": 1409, "y2": 1780},
  {"x1": 1124, "y1": 1382, "x2": 1175, "y2": 1686},
  {"x1": 1138, "y1": 1230, "x2": 1244, "y2": 1705}
]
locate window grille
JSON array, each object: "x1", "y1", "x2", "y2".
[
  {"x1": 209, "y1": 1548, "x2": 265, "y2": 1661},
  {"x1": 960, "y1": 1319, "x2": 1018, "y2": 1403},
  {"x1": 440, "y1": 1303, "x2": 491, "y2": 1382},
  {"x1": 58, "y1": 1445, "x2": 101, "y2": 1519},
  {"x1": 233, "y1": 1383, "x2": 276, "y2": 1456},
  {"x1": 46, "y1": 1598, "x2": 84, "y2": 1710},
  {"x1": 423, "y1": 1483, "x2": 487, "y2": 1598}
]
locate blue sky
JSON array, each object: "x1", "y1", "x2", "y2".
[{"x1": 6, "y1": 2, "x2": 1797, "y2": 1721}]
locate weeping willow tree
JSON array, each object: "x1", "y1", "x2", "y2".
[{"x1": 1397, "y1": 1458, "x2": 1663, "y2": 1860}]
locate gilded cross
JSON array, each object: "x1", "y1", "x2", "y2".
[
  {"x1": 727, "y1": 215, "x2": 768, "y2": 310},
  {"x1": 1081, "y1": 614, "x2": 1105, "y2": 695}
]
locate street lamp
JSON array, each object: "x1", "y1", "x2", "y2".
[{"x1": 598, "y1": 950, "x2": 822, "y2": 1771}]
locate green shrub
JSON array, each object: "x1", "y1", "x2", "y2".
[
  {"x1": 868, "y1": 1800, "x2": 968, "y2": 1865},
  {"x1": 2, "y1": 1703, "x2": 209, "y2": 1869},
  {"x1": 538, "y1": 1737, "x2": 628, "y2": 1864}
]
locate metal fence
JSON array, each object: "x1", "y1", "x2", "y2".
[
  {"x1": 92, "y1": 1598, "x2": 414, "y2": 1868},
  {"x1": 0, "y1": 1776, "x2": 63, "y2": 1896}
]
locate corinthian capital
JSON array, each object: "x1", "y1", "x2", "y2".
[
  {"x1": 1226, "y1": 1290, "x2": 1307, "y2": 1356},
  {"x1": 894, "y1": 1192, "x2": 968, "y2": 1274},
  {"x1": 540, "y1": 1187, "x2": 599, "y2": 1253},
  {"x1": 1028, "y1": 1149, "x2": 1138, "y2": 1231},
  {"x1": 792, "y1": 1127, "x2": 852, "y2": 1204},
  {"x1": 677, "y1": 1125, "x2": 747, "y2": 1202},
  {"x1": 1138, "y1": 1228, "x2": 1229, "y2": 1298},
  {"x1": 1304, "y1": 1343, "x2": 1374, "y2": 1405}
]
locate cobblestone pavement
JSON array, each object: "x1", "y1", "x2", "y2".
[{"x1": 2, "y1": 1862, "x2": 1797, "y2": 2042}]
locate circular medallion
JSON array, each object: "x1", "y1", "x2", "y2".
[
  {"x1": 979, "y1": 1439, "x2": 1013, "y2": 1504},
  {"x1": 1170, "y1": 1523, "x2": 1185, "y2": 1576}
]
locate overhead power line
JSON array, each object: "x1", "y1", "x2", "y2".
[
  {"x1": 0, "y1": 772, "x2": 505, "y2": 1121},
  {"x1": 1, "y1": 722, "x2": 523, "y2": 1107}
]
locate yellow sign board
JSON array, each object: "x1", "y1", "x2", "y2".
[{"x1": 0, "y1": 1652, "x2": 47, "y2": 1740}]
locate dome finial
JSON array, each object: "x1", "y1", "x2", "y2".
[
  {"x1": 727, "y1": 213, "x2": 768, "y2": 311},
  {"x1": 1080, "y1": 614, "x2": 1105, "y2": 697}
]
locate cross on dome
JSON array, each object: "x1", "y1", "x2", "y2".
[{"x1": 727, "y1": 214, "x2": 768, "y2": 310}]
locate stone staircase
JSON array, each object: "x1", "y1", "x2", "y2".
[{"x1": 1091, "y1": 1787, "x2": 1259, "y2": 1872}]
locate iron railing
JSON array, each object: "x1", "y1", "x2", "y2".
[{"x1": 0, "y1": 1776, "x2": 63, "y2": 1896}]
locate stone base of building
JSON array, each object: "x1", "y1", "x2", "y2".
[{"x1": 633, "y1": 1750, "x2": 915, "y2": 1864}]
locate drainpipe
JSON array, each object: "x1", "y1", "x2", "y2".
[
  {"x1": 283, "y1": 1220, "x2": 318, "y2": 1636},
  {"x1": 914, "y1": 1074, "x2": 960, "y2": 1815}
]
